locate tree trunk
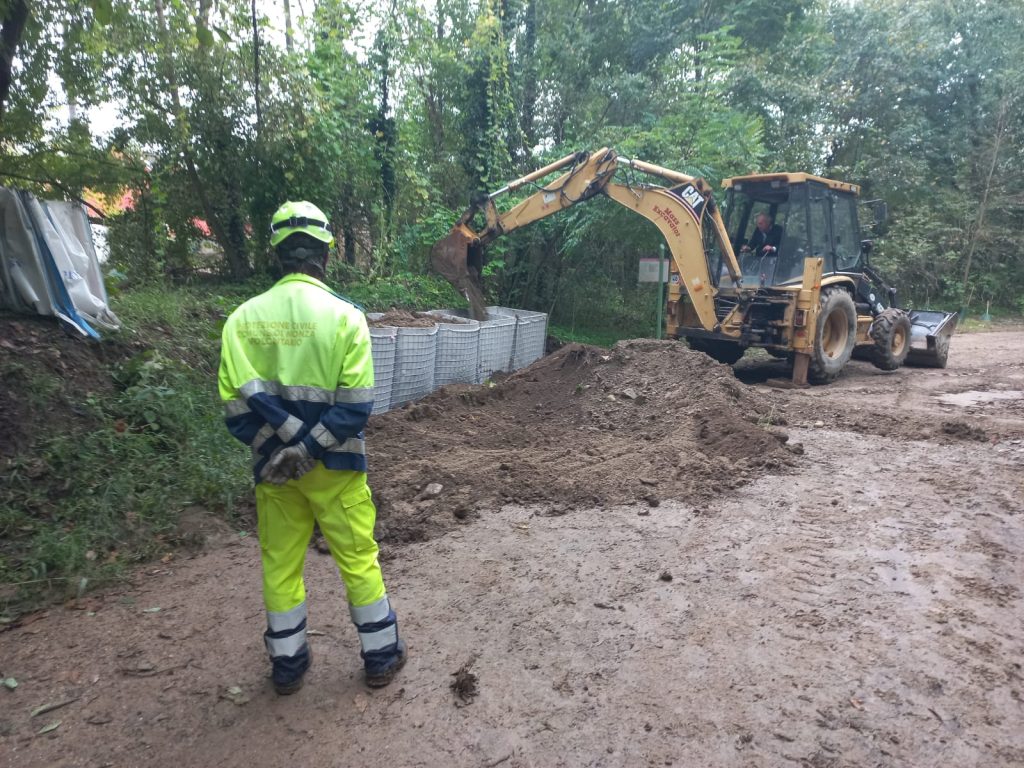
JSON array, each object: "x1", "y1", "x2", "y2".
[
  {"x1": 283, "y1": 0, "x2": 294, "y2": 53},
  {"x1": 519, "y1": 0, "x2": 537, "y2": 160},
  {"x1": 0, "y1": 0, "x2": 29, "y2": 125},
  {"x1": 252, "y1": 0, "x2": 262, "y2": 141},
  {"x1": 373, "y1": 1, "x2": 398, "y2": 229},
  {"x1": 197, "y1": 0, "x2": 212, "y2": 51},
  {"x1": 961, "y1": 95, "x2": 1008, "y2": 298},
  {"x1": 343, "y1": 220, "x2": 355, "y2": 265}
]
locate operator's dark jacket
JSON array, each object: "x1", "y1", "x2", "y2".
[{"x1": 748, "y1": 224, "x2": 783, "y2": 254}]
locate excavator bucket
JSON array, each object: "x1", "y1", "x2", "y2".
[
  {"x1": 431, "y1": 225, "x2": 488, "y2": 321},
  {"x1": 905, "y1": 310, "x2": 958, "y2": 368}
]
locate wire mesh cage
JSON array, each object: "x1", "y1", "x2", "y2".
[
  {"x1": 427, "y1": 311, "x2": 481, "y2": 386},
  {"x1": 390, "y1": 325, "x2": 439, "y2": 408},
  {"x1": 368, "y1": 323, "x2": 397, "y2": 414}
]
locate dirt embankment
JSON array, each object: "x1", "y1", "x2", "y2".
[
  {"x1": 369, "y1": 340, "x2": 795, "y2": 543},
  {"x1": 0, "y1": 316, "x2": 137, "y2": 457}
]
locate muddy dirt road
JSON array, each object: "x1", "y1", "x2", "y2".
[{"x1": 3, "y1": 331, "x2": 1023, "y2": 767}]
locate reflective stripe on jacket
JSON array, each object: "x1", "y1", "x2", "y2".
[{"x1": 218, "y1": 273, "x2": 374, "y2": 482}]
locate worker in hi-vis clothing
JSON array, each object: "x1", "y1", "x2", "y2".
[{"x1": 218, "y1": 201, "x2": 406, "y2": 694}]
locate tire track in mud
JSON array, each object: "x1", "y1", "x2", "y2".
[
  {"x1": 614, "y1": 421, "x2": 1024, "y2": 768},
  {"x1": 4, "y1": 332, "x2": 1024, "y2": 768}
]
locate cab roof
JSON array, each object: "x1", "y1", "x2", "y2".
[{"x1": 722, "y1": 173, "x2": 860, "y2": 195}]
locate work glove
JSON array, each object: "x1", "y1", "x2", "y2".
[
  {"x1": 264, "y1": 443, "x2": 316, "y2": 485},
  {"x1": 761, "y1": 245, "x2": 777, "y2": 255}
]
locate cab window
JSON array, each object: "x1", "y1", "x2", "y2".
[
  {"x1": 807, "y1": 185, "x2": 831, "y2": 267},
  {"x1": 831, "y1": 193, "x2": 861, "y2": 271},
  {"x1": 769, "y1": 184, "x2": 808, "y2": 284},
  {"x1": 722, "y1": 183, "x2": 791, "y2": 287}
]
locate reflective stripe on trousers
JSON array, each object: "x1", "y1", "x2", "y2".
[
  {"x1": 351, "y1": 594, "x2": 399, "y2": 654},
  {"x1": 265, "y1": 600, "x2": 308, "y2": 658}
]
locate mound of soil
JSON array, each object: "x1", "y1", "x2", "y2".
[
  {"x1": 368, "y1": 310, "x2": 466, "y2": 328},
  {"x1": 0, "y1": 315, "x2": 135, "y2": 456},
  {"x1": 368, "y1": 340, "x2": 793, "y2": 543}
]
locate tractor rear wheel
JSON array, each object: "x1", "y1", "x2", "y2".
[
  {"x1": 870, "y1": 308, "x2": 912, "y2": 371},
  {"x1": 808, "y1": 287, "x2": 857, "y2": 384},
  {"x1": 688, "y1": 337, "x2": 746, "y2": 365}
]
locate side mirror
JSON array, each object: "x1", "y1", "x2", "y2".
[
  {"x1": 861, "y1": 239, "x2": 873, "y2": 255},
  {"x1": 860, "y1": 199, "x2": 888, "y2": 229},
  {"x1": 871, "y1": 200, "x2": 888, "y2": 226}
]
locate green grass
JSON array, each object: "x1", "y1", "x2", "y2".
[
  {"x1": 0, "y1": 284, "x2": 260, "y2": 612},
  {"x1": 333, "y1": 270, "x2": 468, "y2": 312},
  {"x1": 548, "y1": 322, "x2": 653, "y2": 348},
  {"x1": 956, "y1": 311, "x2": 1024, "y2": 333},
  {"x1": 0, "y1": 360, "x2": 62, "y2": 413}
]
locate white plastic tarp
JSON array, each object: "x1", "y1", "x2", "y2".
[{"x1": 0, "y1": 187, "x2": 119, "y2": 337}]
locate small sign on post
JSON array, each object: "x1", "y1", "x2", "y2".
[
  {"x1": 639, "y1": 249, "x2": 669, "y2": 339},
  {"x1": 637, "y1": 257, "x2": 669, "y2": 283}
]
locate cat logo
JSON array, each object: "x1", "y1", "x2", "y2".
[{"x1": 670, "y1": 184, "x2": 707, "y2": 222}]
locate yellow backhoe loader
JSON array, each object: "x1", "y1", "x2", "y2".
[{"x1": 431, "y1": 148, "x2": 956, "y2": 385}]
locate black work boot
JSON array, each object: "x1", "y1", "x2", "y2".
[
  {"x1": 364, "y1": 640, "x2": 407, "y2": 689},
  {"x1": 272, "y1": 646, "x2": 312, "y2": 695}
]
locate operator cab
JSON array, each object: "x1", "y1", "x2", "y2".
[{"x1": 717, "y1": 173, "x2": 863, "y2": 288}]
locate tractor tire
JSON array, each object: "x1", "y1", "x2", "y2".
[
  {"x1": 688, "y1": 337, "x2": 746, "y2": 365},
  {"x1": 808, "y1": 287, "x2": 857, "y2": 384},
  {"x1": 908, "y1": 334, "x2": 950, "y2": 369},
  {"x1": 870, "y1": 308, "x2": 912, "y2": 371}
]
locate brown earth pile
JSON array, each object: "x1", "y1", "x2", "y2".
[
  {"x1": 0, "y1": 316, "x2": 136, "y2": 456},
  {"x1": 368, "y1": 339, "x2": 795, "y2": 543},
  {"x1": 368, "y1": 310, "x2": 466, "y2": 328}
]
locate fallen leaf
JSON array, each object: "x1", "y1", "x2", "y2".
[
  {"x1": 31, "y1": 697, "x2": 79, "y2": 717},
  {"x1": 220, "y1": 685, "x2": 250, "y2": 706},
  {"x1": 142, "y1": 607, "x2": 162, "y2": 614},
  {"x1": 121, "y1": 661, "x2": 156, "y2": 676},
  {"x1": 2, "y1": 677, "x2": 16, "y2": 690},
  {"x1": 353, "y1": 693, "x2": 368, "y2": 713},
  {"x1": 37, "y1": 720, "x2": 61, "y2": 735}
]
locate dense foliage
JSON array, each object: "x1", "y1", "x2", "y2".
[{"x1": 2, "y1": 0, "x2": 1023, "y2": 326}]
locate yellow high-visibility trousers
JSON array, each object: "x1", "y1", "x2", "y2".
[{"x1": 254, "y1": 465, "x2": 386, "y2": 614}]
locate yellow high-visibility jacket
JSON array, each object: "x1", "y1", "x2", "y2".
[{"x1": 218, "y1": 273, "x2": 374, "y2": 483}]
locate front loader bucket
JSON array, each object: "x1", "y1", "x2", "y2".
[
  {"x1": 430, "y1": 225, "x2": 488, "y2": 321},
  {"x1": 905, "y1": 309, "x2": 958, "y2": 368}
]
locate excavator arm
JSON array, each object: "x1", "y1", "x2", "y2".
[{"x1": 431, "y1": 147, "x2": 743, "y2": 332}]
